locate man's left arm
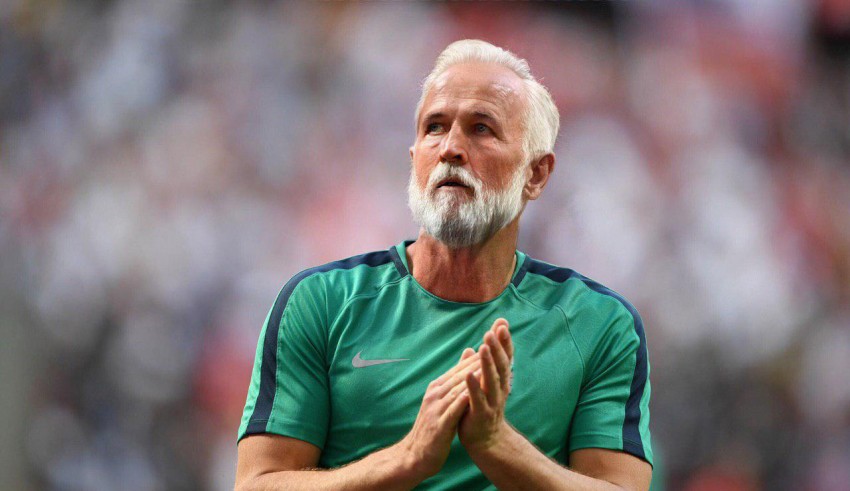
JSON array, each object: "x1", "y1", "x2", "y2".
[{"x1": 459, "y1": 321, "x2": 652, "y2": 491}]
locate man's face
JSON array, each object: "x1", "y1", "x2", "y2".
[{"x1": 408, "y1": 62, "x2": 529, "y2": 248}]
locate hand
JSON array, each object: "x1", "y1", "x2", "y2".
[
  {"x1": 396, "y1": 349, "x2": 481, "y2": 479},
  {"x1": 458, "y1": 318, "x2": 514, "y2": 454}
]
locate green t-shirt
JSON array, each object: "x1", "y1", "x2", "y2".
[{"x1": 239, "y1": 240, "x2": 652, "y2": 489}]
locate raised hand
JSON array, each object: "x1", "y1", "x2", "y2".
[
  {"x1": 396, "y1": 349, "x2": 482, "y2": 479},
  {"x1": 458, "y1": 318, "x2": 514, "y2": 453}
]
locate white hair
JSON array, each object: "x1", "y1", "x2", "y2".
[
  {"x1": 407, "y1": 159, "x2": 527, "y2": 248},
  {"x1": 415, "y1": 39, "x2": 560, "y2": 162}
]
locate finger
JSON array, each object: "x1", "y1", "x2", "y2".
[
  {"x1": 460, "y1": 347, "x2": 475, "y2": 361},
  {"x1": 440, "y1": 388, "x2": 470, "y2": 426},
  {"x1": 485, "y1": 331, "x2": 511, "y2": 393},
  {"x1": 435, "y1": 359, "x2": 482, "y2": 397},
  {"x1": 439, "y1": 353, "x2": 477, "y2": 383},
  {"x1": 490, "y1": 319, "x2": 513, "y2": 361},
  {"x1": 489, "y1": 318, "x2": 506, "y2": 342},
  {"x1": 466, "y1": 371, "x2": 486, "y2": 413},
  {"x1": 435, "y1": 351, "x2": 480, "y2": 386},
  {"x1": 479, "y1": 343, "x2": 501, "y2": 406},
  {"x1": 447, "y1": 356, "x2": 481, "y2": 384},
  {"x1": 445, "y1": 379, "x2": 470, "y2": 401},
  {"x1": 497, "y1": 323, "x2": 514, "y2": 361}
]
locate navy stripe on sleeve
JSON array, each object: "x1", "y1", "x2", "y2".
[
  {"x1": 523, "y1": 259, "x2": 649, "y2": 461},
  {"x1": 244, "y1": 248, "x2": 398, "y2": 436}
]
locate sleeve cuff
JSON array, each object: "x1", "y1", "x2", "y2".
[
  {"x1": 569, "y1": 433, "x2": 653, "y2": 466},
  {"x1": 238, "y1": 417, "x2": 326, "y2": 451}
]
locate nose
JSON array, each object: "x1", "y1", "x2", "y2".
[{"x1": 439, "y1": 124, "x2": 468, "y2": 165}]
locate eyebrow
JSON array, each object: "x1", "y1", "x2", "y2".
[
  {"x1": 419, "y1": 109, "x2": 503, "y2": 130},
  {"x1": 422, "y1": 111, "x2": 445, "y2": 123},
  {"x1": 472, "y1": 111, "x2": 498, "y2": 123}
]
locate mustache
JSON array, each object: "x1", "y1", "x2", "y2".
[{"x1": 426, "y1": 162, "x2": 482, "y2": 191}]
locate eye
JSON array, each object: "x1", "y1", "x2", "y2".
[
  {"x1": 426, "y1": 123, "x2": 444, "y2": 134},
  {"x1": 473, "y1": 123, "x2": 490, "y2": 134}
]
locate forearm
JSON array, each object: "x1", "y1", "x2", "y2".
[
  {"x1": 468, "y1": 425, "x2": 627, "y2": 491},
  {"x1": 237, "y1": 443, "x2": 422, "y2": 491}
]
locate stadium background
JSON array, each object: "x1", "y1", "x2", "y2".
[{"x1": 2, "y1": 1, "x2": 850, "y2": 489}]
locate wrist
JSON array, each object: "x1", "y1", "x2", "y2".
[
  {"x1": 463, "y1": 421, "x2": 517, "y2": 458},
  {"x1": 390, "y1": 435, "x2": 435, "y2": 483}
]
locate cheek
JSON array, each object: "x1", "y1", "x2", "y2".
[
  {"x1": 418, "y1": 170, "x2": 431, "y2": 188},
  {"x1": 411, "y1": 161, "x2": 432, "y2": 188},
  {"x1": 485, "y1": 153, "x2": 519, "y2": 184},
  {"x1": 413, "y1": 146, "x2": 439, "y2": 178}
]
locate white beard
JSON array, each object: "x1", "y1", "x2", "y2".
[{"x1": 407, "y1": 161, "x2": 527, "y2": 248}]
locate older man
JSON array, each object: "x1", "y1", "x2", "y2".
[{"x1": 235, "y1": 40, "x2": 652, "y2": 490}]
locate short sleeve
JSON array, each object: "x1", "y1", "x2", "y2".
[
  {"x1": 237, "y1": 274, "x2": 330, "y2": 450},
  {"x1": 568, "y1": 302, "x2": 653, "y2": 465}
]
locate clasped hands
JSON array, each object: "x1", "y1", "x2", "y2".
[{"x1": 398, "y1": 318, "x2": 515, "y2": 479}]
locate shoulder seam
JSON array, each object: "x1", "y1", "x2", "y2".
[
  {"x1": 293, "y1": 250, "x2": 401, "y2": 283},
  {"x1": 328, "y1": 276, "x2": 409, "y2": 329},
  {"x1": 555, "y1": 304, "x2": 586, "y2": 388},
  {"x1": 523, "y1": 263, "x2": 637, "y2": 322},
  {"x1": 508, "y1": 283, "x2": 548, "y2": 312}
]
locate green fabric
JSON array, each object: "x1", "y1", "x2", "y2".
[{"x1": 239, "y1": 241, "x2": 652, "y2": 489}]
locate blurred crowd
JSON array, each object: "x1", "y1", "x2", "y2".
[{"x1": 2, "y1": 1, "x2": 850, "y2": 490}]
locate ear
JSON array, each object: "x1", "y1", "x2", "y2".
[
  {"x1": 409, "y1": 146, "x2": 415, "y2": 161},
  {"x1": 524, "y1": 153, "x2": 555, "y2": 201}
]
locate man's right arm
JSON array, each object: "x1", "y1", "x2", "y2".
[
  {"x1": 235, "y1": 434, "x2": 420, "y2": 491},
  {"x1": 234, "y1": 351, "x2": 481, "y2": 491}
]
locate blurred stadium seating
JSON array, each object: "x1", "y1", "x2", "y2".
[{"x1": 1, "y1": 1, "x2": 849, "y2": 489}]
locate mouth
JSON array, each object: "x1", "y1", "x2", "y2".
[{"x1": 436, "y1": 178, "x2": 470, "y2": 190}]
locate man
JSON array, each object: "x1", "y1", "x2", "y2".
[{"x1": 235, "y1": 40, "x2": 652, "y2": 490}]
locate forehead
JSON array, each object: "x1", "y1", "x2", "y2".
[{"x1": 420, "y1": 62, "x2": 527, "y2": 121}]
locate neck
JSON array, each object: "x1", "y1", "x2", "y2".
[{"x1": 406, "y1": 219, "x2": 520, "y2": 303}]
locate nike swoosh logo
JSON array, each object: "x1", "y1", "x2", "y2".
[{"x1": 352, "y1": 351, "x2": 409, "y2": 368}]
